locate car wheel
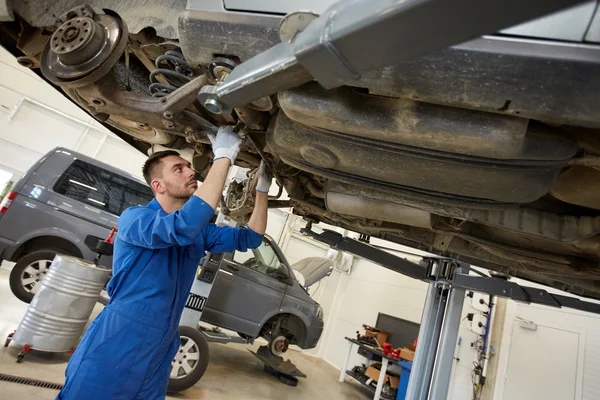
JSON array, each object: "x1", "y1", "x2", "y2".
[
  {"x1": 269, "y1": 333, "x2": 290, "y2": 356},
  {"x1": 9, "y1": 250, "x2": 58, "y2": 303},
  {"x1": 167, "y1": 326, "x2": 209, "y2": 392}
]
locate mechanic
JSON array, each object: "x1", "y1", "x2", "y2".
[{"x1": 57, "y1": 126, "x2": 272, "y2": 400}]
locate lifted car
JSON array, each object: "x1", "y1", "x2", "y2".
[
  {"x1": 169, "y1": 233, "x2": 323, "y2": 391},
  {"x1": 1, "y1": 0, "x2": 599, "y2": 298}
]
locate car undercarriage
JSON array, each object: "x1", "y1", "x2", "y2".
[{"x1": 1, "y1": 0, "x2": 600, "y2": 298}]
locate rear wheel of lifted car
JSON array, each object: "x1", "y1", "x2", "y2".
[
  {"x1": 9, "y1": 250, "x2": 65, "y2": 303},
  {"x1": 167, "y1": 326, "x2": 210, "y2": 393}
]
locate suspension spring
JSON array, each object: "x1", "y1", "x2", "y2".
[{"x1": 149, "y1": 50, "x2": 193, "y2": 97}]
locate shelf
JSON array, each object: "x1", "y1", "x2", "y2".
[{"x1": 345, "y1": 370, "x2": 395, "y2": 400}]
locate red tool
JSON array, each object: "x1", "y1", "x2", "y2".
[{"x1": 105, "y1": 227, "x2": 117, "y2": 244}]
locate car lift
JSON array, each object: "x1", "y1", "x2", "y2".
[{"x1": 300, "y1": 227, "x2": 600, "y2": 400}]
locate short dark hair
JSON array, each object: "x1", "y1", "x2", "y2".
[{"x1": 142, "y1": 150, "x2": 180, "y2": 187}]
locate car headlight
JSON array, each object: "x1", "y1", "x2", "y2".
[{"x1": 316, "y1": 304, "x2": 323, "y2": 319}]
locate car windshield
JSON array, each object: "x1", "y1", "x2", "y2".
[{"x1": 233, "y1": 238, "x2": 287, "y2": 277}]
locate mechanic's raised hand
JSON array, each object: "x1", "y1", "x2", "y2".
[
  {"x1": 209, "y1": 125, "x2": 242, "y2": 165},
  {"x1": 256, "y1": 161, "x2": 273, "y2": 193}
]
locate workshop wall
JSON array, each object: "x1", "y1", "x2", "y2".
[
  {"x1": 492, "y1": 280, "x2": 600, "y2": 400},
  {"x1": 0, "y1": 47, "x2": 146, "y2": 181}
]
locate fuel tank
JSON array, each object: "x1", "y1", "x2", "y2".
[{"x1": 269, "y1": 84, "x2": 578, "y2": 205}]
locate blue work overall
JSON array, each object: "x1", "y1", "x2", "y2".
[{"x1": 57, "y1": 196, "x2": 263, "y2": 399}]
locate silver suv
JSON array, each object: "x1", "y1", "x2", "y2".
[{"x1": 0, "y1": 147, "x2": 152, "y2": 302}]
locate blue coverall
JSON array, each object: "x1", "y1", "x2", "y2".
[{"x1": 57, "y1": 196, "x2": 263, "y2": 399}]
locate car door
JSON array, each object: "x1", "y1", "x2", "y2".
[{"x1": 202, "y1": 237, "x2": 290, "y2": 337}]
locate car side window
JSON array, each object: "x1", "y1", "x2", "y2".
[
  {"x1": 232, "y1": 239, "x2": 287, "y2": 279},
  {"x1": 53, "y1": 160, "x2": 154, "y2": 216}
]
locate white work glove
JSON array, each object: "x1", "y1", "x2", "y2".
[
  {"x1": 256, "y1": 161, "x2": 273, "y2": 193},
  {"x1": 209, "y1": 125, "x2": 242, "y2": 165}
]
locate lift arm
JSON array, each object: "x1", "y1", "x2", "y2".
[
  {"x1": 198, "y1": 0, "x2": 584, "y2": 115},
  {"x1": 303, "y1": 228, "x2": 600, "y2": 316}
]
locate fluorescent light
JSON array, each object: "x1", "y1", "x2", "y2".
[
  {"x1": 69, "y1": 179, "x2": 97, "y2": 191},
  {"x1": 87, "y1": 198, "x2": 105, "y2": 206}
]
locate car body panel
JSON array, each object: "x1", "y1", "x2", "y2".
[
  {"x1": 202, "y1": 236, "x2": 322, "y2": 349},
  {"x1": 0, "y1": 148, "x2": 152, "y2": 265}
]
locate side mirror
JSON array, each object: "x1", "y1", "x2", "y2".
[{"x1": 274, "y1": 266, "x2": 292, "y2": 284}]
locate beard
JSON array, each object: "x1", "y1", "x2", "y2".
[{"x1": 163, "y1": 180, "x2": 195, "y2": 200}]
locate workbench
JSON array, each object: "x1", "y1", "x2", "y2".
[{"x1": 339, "y1": 337, "x2": 400, "y2": 400}]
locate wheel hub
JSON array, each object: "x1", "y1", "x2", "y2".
[
  {"x1": 170, "y1": 336, "x2": 199, "y2": 379},
  {"x1": 50, "y1": 17, "x2": 105, "y2": 67},
  {"x1": 41, "y1": 12, "x2": 128, "y2": 87},
  {"x1": 270, "y1": 335, "x2": 289, "y2": 356}
]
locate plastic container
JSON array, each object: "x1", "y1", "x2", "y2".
[{"x1": 396, "y1": 360, "x2": 413, "y2": 400}]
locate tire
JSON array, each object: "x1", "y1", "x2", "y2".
[
  {"x1": 9, "y1": 250, "x2": 60, "y2": 303},
  {"x1": 167, "y1": 326, "x2": 210, "y2": 393}
]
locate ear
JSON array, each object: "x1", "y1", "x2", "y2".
[{"x1": 151, "y1": 179, "x2": 163, "y2": 194}]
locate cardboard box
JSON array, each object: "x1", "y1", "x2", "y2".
[
  {"x1": 364, "y1": 363, "x2": 400, "y2": 389},
  {"x1": 364, "y1": 329, "x2": 390, "y2": 346},
  {"x1": 399, "y1": 348, "x2": 415, "y2": 362}
]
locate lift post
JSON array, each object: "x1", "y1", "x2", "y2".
[{"x1": 301, "y1": 227, "x2": 600, "y2": 399}]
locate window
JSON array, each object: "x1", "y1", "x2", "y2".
[
  {"x1": 233, "y1": 238, "x2": 288, "y2": 279},
  {"x1": 54, "y1": 160, "x2": 154, "y2": 216}
]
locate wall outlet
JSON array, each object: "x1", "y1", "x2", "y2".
[
  {"x1": 469, "y1": 314, "x2": 487, "y2": 335},
  {"x1": 471, "y1": 293, "x2": 489, "y2": 312}
]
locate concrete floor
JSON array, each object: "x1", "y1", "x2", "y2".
[{"x1": 0, "y1": 265, "x2": 370, "y2": 400}]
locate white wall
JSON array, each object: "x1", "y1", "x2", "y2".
[
  {"x1": 493, "y1": 279, "x2": 600, "y2": 400},
  {"x1": 0, "y1": 47, "x2": 146, "y2": 181}
]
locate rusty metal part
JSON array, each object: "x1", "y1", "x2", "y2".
[
  {"x1": 325, "y1": 190, "x2": 432, "y2": 229},
  {"x1": 235, "y1": 106, "x2": 268, "y2": 129},
  {"x1": 569, "y1": 155, "x2": 600, "y2": 170},
  {"x1": 140, "y1": 41, "x2": 181, "y2": 60},
  {"x1": 326, "y1": 181, "x2": 600, "y2": 242},
  {"x1": 15, "y1": 21, "x2": 48, "y2": 68},
  {"x1": 107, "y1": 115, "x2": 175, "y2": 144},
  {"x1": 208, "y1": 57, "x2": 238, "y2": 82},
  {"x1": 306, "y1": 181, "x2": 324, "y2": 199},
  {"x1": 74, "y1": 74, "x2": 213, "y2": 137},
  {"x1": 223, "y1": 170, "x2": 259, "y2": 221},
  {"x1": 552, "y1": 165, "x2": 600, "y2": 210},
  {"x1": 56, "y1": 5, "x2": 95, "y2": 24},
  {"x1": 40, "y1": 11, "x2": 128, "y2": 88},
  {"x1": 246, "y1": 95, "x2": 274, "y2": 112},
  {"x1": 14, "y1": 1, "x2": 182, "y2": 39}
]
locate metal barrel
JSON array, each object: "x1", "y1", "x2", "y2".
[{"x1": 12, "y1": 254, "x2": 110, "y2": 352}]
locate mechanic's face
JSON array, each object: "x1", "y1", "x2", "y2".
[{"x1": 152, "y1": 155, "x2": 197, "y2": 199}]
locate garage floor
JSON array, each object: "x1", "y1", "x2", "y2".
[{"x1": 0, "y1": 266, "x2": 369, "y2": 400}]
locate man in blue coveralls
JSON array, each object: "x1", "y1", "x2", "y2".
[{"x1": 57, "y1": 126, "x2": 272, "y2": 399}]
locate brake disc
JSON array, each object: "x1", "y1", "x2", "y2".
[{"x1": 41, "y1": 10, "x2": 128, "y2": 88}]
